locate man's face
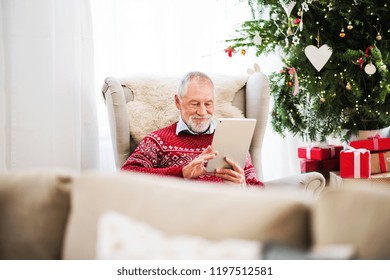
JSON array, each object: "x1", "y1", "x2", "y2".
[{"x1": 175, "y1": 78, "x2": 215, "y2": 133}]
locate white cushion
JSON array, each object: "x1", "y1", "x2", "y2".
[{"x1": 96, "y1": 211, "x2": 261, "y2": 260}]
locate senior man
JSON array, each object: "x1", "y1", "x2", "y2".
[{"x1": 121, "y1": 71, "x2": 263, "y2": 187}]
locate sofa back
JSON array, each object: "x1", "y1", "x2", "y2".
[
  {"x1": 3, "y1": 170, "x2": 389, "y2": 260},
  {"x1": 312, "y1": 186, "x2": 390, "y2": 259},
  {"x1": 0, "y1": 170, "x2": 72, "y2": 259},
  {"x1": 62, "y1": 171, "x2": 311, "y2": 259}
]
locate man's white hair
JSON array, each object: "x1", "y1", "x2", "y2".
[{"x1": 177, "y1": 71, "x2": 215, "y2": 99}]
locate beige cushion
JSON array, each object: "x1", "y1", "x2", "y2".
[
  {"x1": 62, "y1": 172, "x2": 311, "y2": 259},
  {"x1": 312, "y1": 186, "x2": 390, "y2": 259},
  {"x1": 0, "y1": 170, "x2": 72, "y2": 259}
]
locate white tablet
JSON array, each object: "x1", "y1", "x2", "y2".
[{"x1": 206, "y1": 118, "x2": 257, "y2": 172}]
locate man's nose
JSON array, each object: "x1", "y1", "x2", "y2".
[{"x1": 197, "y1": 104, "x2": 207, "y2": 115}]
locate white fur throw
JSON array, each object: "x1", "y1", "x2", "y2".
[{"x1": 124, "y1": 75, "x2": 247, "y2": 143}]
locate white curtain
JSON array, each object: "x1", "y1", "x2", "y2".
[
  {"x1": 0, "y1": 1, "x2": 5, "y2": 170},
  {"x1": 91, "y1": 0, "x2": 302, "y2": 180},
  {"x1": 0, "y1": 0, "x2": 98, "y2": 170}
]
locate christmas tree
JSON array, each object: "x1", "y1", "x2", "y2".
[{"x1": 228, "y1": 0, "x2": 390, "y2": 142}]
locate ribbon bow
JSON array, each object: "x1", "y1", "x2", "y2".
[
  {"x1": 365, "y1": 45, "x2": 374, "y2": 58},
  {"x1": 368, "y1": 134, "x2": 381, "y2": 150},
  {"x1": 368, "y1": 133, "x2": 381, "y2": 139},
  {"x1": 224, "y1": 46, "x2": 235, "y2": 57},
  {"x1": 357, "y1": 57, "x2": 364, "y2": 69}
]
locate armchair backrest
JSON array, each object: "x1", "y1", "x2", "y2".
[{"x1": 101, "y1": 73, "x2": 270, "y2": 180}]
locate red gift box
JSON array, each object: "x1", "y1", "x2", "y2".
[
  {"x1": 371, "y1": 151, "x2": 390, "y2": 174},
  {"x1": 300, "y1": 158, "x2": 340, "y2": 178},
  {"x1": 300, "y1": 159, "x2": 319, "y2": 173},
  {"x1": 349, "y1": 136, "x2": 390, "y2": 152},
  {"x1": 340, "y1": 149, "x2": 371, "y2": 178},
  {"x1": 298, "y1": 145, "x2": 343, "y2": 160}
]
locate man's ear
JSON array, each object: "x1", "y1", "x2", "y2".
[{"x1": 174, "y1": 94, "x2": 181, "y2": 110}]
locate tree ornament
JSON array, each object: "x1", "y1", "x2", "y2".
[
  {"x1": 339, "y1": 27, "x2": 346, "y2": 38},
  {"x1": 224, "y1": 46, "x2": 235, "y2": 57},
  {"x1": 302, "y1": 2, "x2": 309, "y2": 12},
  {"x1": 287, "y1": 67, "x2": 299, "y2": 96},
  {"x1": 380, "y1": 64, "x2": 387, "y2": 71},
  {"x1": 287, "y1": 27, "x2": 293, "y2": 36},
  {"x1": 280, "y1": 0, "x2": 296, "y2": 18},
  {"x1": 346, "y1": 82, "x2": 352, "y2": 90},
  {"x1": 304, "y1": 44, "x2": 333, "y2": 72},
  {"x1": 288, "y1": 81, "x2": 293, "y2": 87},
  {"x1": 320, "y1": 97, "x2": 326, "y2": 102},
  {"x1": 293, "y1": 18, "x2": 301, "y2": 25},
  {"x1": 292, "y1": 35, "x2": 300, "y2": 45},
  {"x1": 347, "y1": 21, "x2": 353, "y2": 30},
  {"x1": 240, "y1": 49, "x2": 246, "y2": 55},
  {"x1": 297, "y1": 8, "x2": 303, "y2": 17},
  {"x1": 355, "y1": 57, "x2": 364, "y2": 69},
  {"x1": 253, "y1": 32, "x2": 262, "y2": 45},
  {"x1": 364, "y1": 62, "x2": 377, "y2": 75},
  {"x1": 376, "y1": 32, "x2": 382, "y2": 41}
]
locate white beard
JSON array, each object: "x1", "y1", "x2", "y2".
[{"x1": 187, "y1": 115, "x2": 212, "y2": 133}]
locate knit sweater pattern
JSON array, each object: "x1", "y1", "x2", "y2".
[{"x1": 121, "y1": 123, "x2": 264, "y2": 187}]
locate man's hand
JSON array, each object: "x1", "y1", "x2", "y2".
[
  {"x1": 214, "y1": 156, "x2": 246, "y2": 186},
  {"x1": 182, "y1": 146, "x2": 217, "y2": 179}
]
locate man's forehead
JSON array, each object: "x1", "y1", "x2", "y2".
[
  {"x1": 182, "y1": 89, "x2": 213, "y2": 98},
  {"x1": 186, "y1": 96, "x2": 214, "y2": 101}
]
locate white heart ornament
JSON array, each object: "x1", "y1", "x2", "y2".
[
  {"x1": 364, "y1": 62, "x2": 376, "y2": 75},
  {"x1": 304, "y1": 44, "x2": 333, "y2": 72}
]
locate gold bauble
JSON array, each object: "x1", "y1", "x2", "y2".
[
  {"x1": 376, "y1": 33, "x2": 382, "y2": 41},
  {"x1": 339, "y1": 28, "x2": 346, "y2": 38},
  {"x1": 240, "y1": 49, "x2": 246, "y2": 55},
  {"x1": 347, "y1": 22, "x2": 353, "y2": 30},
  {"x1": 346, "y1": 82, "x2": 352, "y2": 90},
  {"x1": 320, "y1": 97, "x2": 326, "y2": 102}
]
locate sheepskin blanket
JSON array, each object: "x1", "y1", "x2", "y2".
[{"x1": 124, "y1": 75, "x2": 247, "y2": 143}]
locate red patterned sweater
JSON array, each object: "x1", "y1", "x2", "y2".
[{"x1": 121, "y1": 123, "x2": 264, "y2": 187}]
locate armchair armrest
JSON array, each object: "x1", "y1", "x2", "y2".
[
  {"x1": 245, "y1": 72, "x2": 270, "y2": 181},
  {"x1": 264, "y1": 172, "x2": 326, "y2": 199},
  {"x1": 101, "y1": 77, "x2": 131, "y2": 168}
]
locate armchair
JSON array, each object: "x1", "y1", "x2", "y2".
[{"x1": 101, "y1": 71, "x2": 325, "y2": 197}]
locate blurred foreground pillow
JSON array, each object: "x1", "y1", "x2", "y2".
[{"x1": 96, "y1": 211, "x2": 261, "y2": 260}]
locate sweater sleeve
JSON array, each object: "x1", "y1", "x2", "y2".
[
  {"x1": 244, "y1": 153, "x2": 264, "y2": 187},
  {"x1": 121, "y1": 136, "x2": 184, "y2": 177}
]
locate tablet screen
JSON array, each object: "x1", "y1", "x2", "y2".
[{"x1": 206, "y1": 118, "x2": 256, "y2": 172}]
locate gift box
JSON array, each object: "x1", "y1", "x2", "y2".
[
  {"x1": 298, "y1": 145, "x2": 343, "y2": 160},
  {"x1": 371, "y1": 151, "x2": 390, "y2": 174},
  {"x1": 300, "y1": 158, "x2": 340, "y2": 178},
  {"x1": 340, "y1": 149, "x2": 371, "y2": 178},
  {"x1": 330, "y1": 171, "x2": 390, "y2": 188},
  {"x1": 349, "y1": 136, "x2": 390, "y2": 152}
]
